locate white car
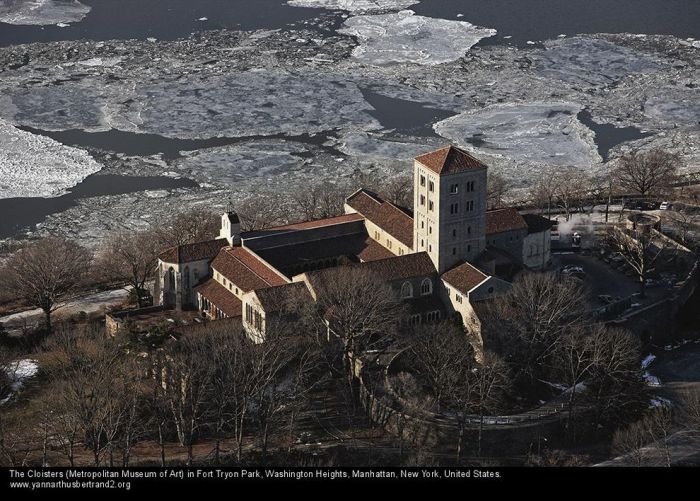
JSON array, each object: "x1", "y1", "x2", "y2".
[{"x1": 659, "y1": 201, "x2": 670, "y2": 210}]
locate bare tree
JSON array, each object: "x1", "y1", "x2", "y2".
[
  {"x1": 160, "y1": 332, "x2": 215, "y2": 466},
  {"x1": 408, "y1": 324, "x2": 510, "y2": 458},
  {"x1": 530, "y1": 167, "x2": 562, "y2": 217},
  {"x1": 1, "y1": 237, "x2": 91, "y2": 331},
  {"x1": 678, "y1": 389, "x2": 700, "y2": 434},
  {"x1": 487, "y1": 169, "x2": 511, "y2": 210},
  {"x1": 481, "y1": 272, "x2": 589, "y2": 383},
  {"x1": 95, "y1": 230, "x2": 160, "y2": 307},
  {"x1": 612, "y1": 407, "x2": 673, "y2": 466},
  {"x1": 554, "y1": 171, "x2": 591, "y2": 221},
  {"x1": 312, "y1": 267, "x2": 405, "y2": 383},
  {"x1": 238, "y1": 192, "x2": 289, "y2": 231},
  {"x1": 606, "y1": 226, "x2": 665, "y2": 298},
  {"x1": 586, "y1": 327, "x2": 645, "y2": 429},
  {"x1": 614, "y1": 149, "x2": 679, "y2": 197},
  {"x1": 381, "y1": 175, "x2": 413, "y2": 208},
  {"x1": 152, "y1": 207, "x2": 219, "y2": 248},
  {"x1": 253, "y1": 322, "x2": 320, "y2": 458},
  {"x1": 48, "y1": 325, "x2": 134, "y2": 466},
  {"x1": 555, "y1": 323, "x2": 642, "y2": 441},
  {"x1": 408, "y1": 322, "x2": 472, "y2": 410},
  {"x1": 612, "y1": 418, "x2": 649, "y2": 466}
]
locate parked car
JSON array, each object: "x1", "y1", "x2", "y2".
[
  {"x1": 659, "y1": 201, "x2": 671, "y2": 210},
  {"x1": 624, "y1": 200, "x2": 659, "y2": 211}
]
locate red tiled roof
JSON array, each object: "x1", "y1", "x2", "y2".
[
  {"x1": 306, "y1": 253, "x2": 436, "y2": 292},
  {"x1": 253, "y1": 282, "x2": 312, "y2": 313},
  {"x1": 415, "y1": 146, "x2": 487, "y2": 175},
  {"x1": 522, "y1": 214, "x2": 554, "y2": 234},
  {"x1": 486, "y1": 208, "x2": 528, "y2": 235},
  {"x1": 346, "y1": 189, "x2": 413, "y2": 247},
  {"x1": 158, "y1": 238, "x2": 228, "y2": 263},
  {"x1": 211, "y1": 247, "x2": 287, "y2": 292},
  {"x1": 357, "y1": 237, "x2": 395, "y2": 262},
  {"x1": 194, "y1": 278, "x2": 242, "y2": 318},
  {"x1": 242, "y1": 213, "x2": 364, "y2": 238},
  {"x1": 442, "y1": 261, "x2": 488, "y2": 295}
]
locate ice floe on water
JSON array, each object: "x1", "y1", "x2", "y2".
[
  {"x1": 338, "y1": 10, "x2": 496, "y2": 65},
  {"x1": 644, "y1": 92, "x2": 700, "y2": 127},
  {"x1": 434, "y1": 102, "x2": 600, "y2": 167},
  {"x1": 339, "y1": 132, "x2": 433, "y2": 160},
  {"x1": 288, "y1": 0, "x2": 419, "y2": 12},
  {"x1": 174, "y1": 141, "x2": 308, "y2": 184},
  {"x1": 4, "y1": 73, "x2": 382, "y2": 139},
  {"x1": 0, "y1": 0, "x2": 90, "y2": 26},
  {"x1": 0, "y1": 118, "x2": 102, "y2": 199},
  {"x1": 534, "y1": 37, "x2": 661, "y2": 86}
]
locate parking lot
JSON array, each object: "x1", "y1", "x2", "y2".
[{"x1": 551, "y1": 252, "x2": 668, "y2": 309}]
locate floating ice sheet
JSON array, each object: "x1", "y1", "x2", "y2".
[
  {"x1": 644, "y1": 92, "x2": 700, "y2": 127},
  {"x1": 5, "y1": 73, "x2": 383, "y2": 139},
  {"x1": 339, "y1": 132, "x2": 433, "y2": 160},
  {"x1": 534, "y1": 37, "x2": 661, "y2": 86},
  {"x1": 174, "y1": 141, "x2": 308, "y2": 184},
  {"x1": 434, "y1": 102, "x2": 600, "y2": 167},
  {"x1": 288, "y1": 0, "x2": 419, "y2": 12},
  {"x1": 0, "y1": 118, "x2": 102, "y2": 199},
  {"x1": 338, "y1": 10, "x2": 496, "y2": 65},
  {"x1": 0, "y1": 0, "x2": 90, "y2": 26}
]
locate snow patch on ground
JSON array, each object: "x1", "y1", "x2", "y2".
[
  {"x1": 650, "y1": 396, "x2": 672, "y2": 408},
  {"x1": 338, "y1": 10, "x2": 496, "y2": 65},
  {"x1": 534, "y1": 37, "x2": 661, "y2": 86},
  {"x1": 644, "y1": 371, "x2": 662, "y2": 386},
  {"x1": 641, "y1": 353, "x2": 656, "y2": 369},
  {"x1": 0, "y1": 0, "x2": 90, "y2": 26},
  {"x1": 0, "y1": 118, "x2": 102, "y2": 199},
  {"x1": 1, "y1": 359, "x2": 38, "y2": 405},
  {"x1": 434, "y1": 102, "x2": 600, "y2": 167},
  {"x1": 288, "y1": 0, "x2": 419, "y2": 12}
]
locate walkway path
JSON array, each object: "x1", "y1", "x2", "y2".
[{"x1": 0, "y1": 287, "x2": 130, "y2": 332}]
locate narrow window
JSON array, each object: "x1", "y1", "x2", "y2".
[
  {"x1": 429, "y1": 201, "x2": 434, "y2": 211},
  {"x1": 468, "y1": 226, "x2": 471, "y2": 235},
  {"x1": 420, "y1": 175, "x2": 426, "y2": 187},
  {"x1": 429, "y1": 226, "x2": 432, "y2": 234},
  {"x1": 421, "y1": 278, "x2": 432, "y2": 295},
  {"x1": 452, "y1": 228, "x2": 457, "y2": 238},
  {"x1": 429, "y1": 181, "x2": 434, "y2": 192},
  {"x1": 420, "y1": 195, "x2": 426, "y2": 206},
  {"x1": 452, "y1": 247, "x2": 457, "y2": 255},
  {"x1": 450, "y1": 183, "x2": 458, "y2": 194},
  {"x1": 401, "y1": 282, "x2": 413, "y2": 299}
]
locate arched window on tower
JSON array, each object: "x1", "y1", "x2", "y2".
[
  {"x1": 401, "y1": 282, "x2": 413, "y2": 299},
  {"x1": 420, "y1": 278, "x2": 432, "y2": 296}
]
